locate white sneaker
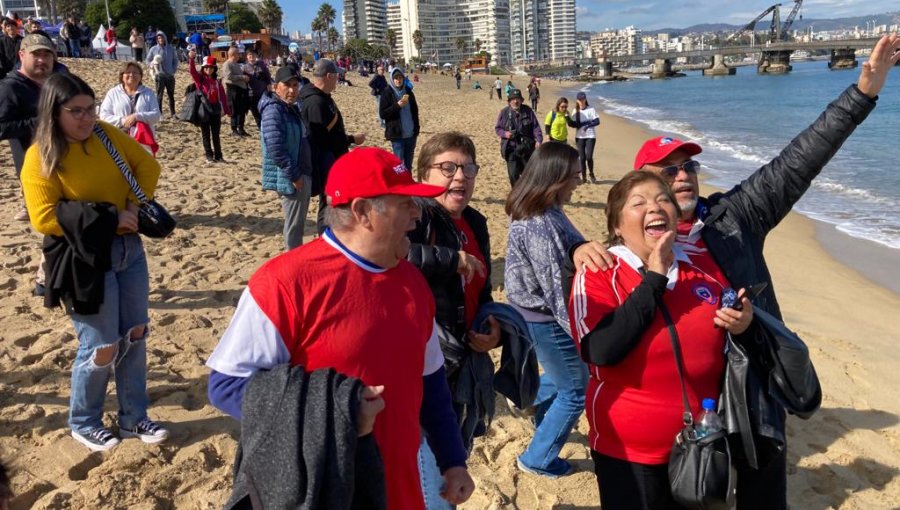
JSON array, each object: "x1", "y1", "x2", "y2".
[
  {"x1": 71, "y1": 427, "x2": 120, "y2": 452},
  {"x1": 120, "y1": 418, "x2": 169, "y2": 444}
]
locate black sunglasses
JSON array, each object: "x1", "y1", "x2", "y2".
[
  {"x1": 657, "y1": 159, "x2": 700, "y2": 178},
  {"x1": 431, "y1": 161, "x2": 479, "y2": 179}
]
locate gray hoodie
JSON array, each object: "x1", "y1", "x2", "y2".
[{"x1": 144, "y1": 31, "x2": 178, "y2": 76}]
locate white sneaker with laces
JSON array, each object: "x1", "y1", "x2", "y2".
[{"x1": 120, "y1": 418, "x2": 169, "y2": 444}]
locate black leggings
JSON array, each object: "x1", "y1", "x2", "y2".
[
  {"x1": 591, "y1": 450, "x2": 686, "y2": 510},
  {"x1": 199, "y1": 115, "x2": 223, "y2": 159},
  {"x1": 576, "y1": 137, "x2": 596, "y2": 179}
]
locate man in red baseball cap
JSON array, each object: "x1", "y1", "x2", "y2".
[
  {"x1": 207, "y1": 147, "x2": 476, "y2": 509},
  {"x1": 569, "y1": 34, "x2": 900, "y2": 510}
]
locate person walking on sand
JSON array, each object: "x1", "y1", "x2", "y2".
[
  {"x1": 544, "y1": 97, "x2": 572, "y2": 144},
  {"x1": 21, "y1": 73, "x2": 168, "y2": 452},
  {"x1": 495, "y1": 88, "x2": 542, "y2": 185},
  {"x1": 379, "y1": 67, "x2": 419, "y2": 170},
  {"x1": 129, "y1": 27, "x2": 144, "y2": 63},
  {"x1": 243, "y1": 49, "x2": 271, "y2": 128},
  {"x1": 569, "y1": 34, "x2": 900, "y2": 510},
  {"x1": 368, "y1": 64, "x2": 388, "y2": 127},
  {"x1": 528, "y1": 80, "x2": 540, "y2": 112},
  {"x1": 105, "y1": 24, "x2": 118, "y2": 60},
  {"x1": 494, "y1": 76, "x2": 502, "y2": 100},
  {"x1": 144, "y1": 31, "x2": 179, "y2": 118},
  {"x1": 206, "y1": 147, "x2": 476, "y2": 509},
  {"x1": 300, "y1": 58, "x2": 366, "y2": 235},
  {"x1": 259, "y1": 66, "x2": 312, "y2": 250},
  {"x1": 222, "y1": 47, "x2": 250, "y2": 137},
  {"x1": 571, "y1": 91, "x2": 600, "y2": 183},
  {"x1": 188, "y1": 50, "x2": 230, "y2": 163}
]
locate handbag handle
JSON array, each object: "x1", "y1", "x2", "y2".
[
  {"x1": 92, "y1": 124, "x2": 150, "y2": 204},
  {"x1": 641, "y1": 268, "x2": 694, "y2": 427}
]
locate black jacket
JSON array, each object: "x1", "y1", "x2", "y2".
[
  {"x1": 226, "y1": 364, "x2": 386, "y2": 510},
  {"x1": 0, "y1": 70, "x2": 41, "y2": 170},
  {"x1": 367, "y1": 73, "x2": 387, "y2": 96},
  {"x1": 299, "y1": 83, "x2": 352, "y2": 196},
  {"x1": 0, "y1": 34, "x2": 21, "y2": 80},
  {"x1": 379, "y1": 85, "x2": 420, "y2": 141},
  {"x1": 407, "y1": 200, "x2": 492, "y2": 341},
  {"x1": 568, "y1": 84, "x2": 877, "y2": 468},
  {"x1": 43, "y1": 201, "x2": 119, "y2": 314}
]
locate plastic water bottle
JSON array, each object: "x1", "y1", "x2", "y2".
[{"x1": 695, "y1": 398, "x2": 723, "y2": 439}]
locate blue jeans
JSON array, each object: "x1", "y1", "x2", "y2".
[
  {"x1": 391, "y1": 136, "x2": 416, "y2": 170},
  {"x1": 375, "y1": 97, "x2": 384, "y2": 127},
  {"x1": 418, "y1": 434, "x2": 454, "y2": 510},
  {"x1": 518, "y1": 320, "x2": 588, "y2": 471},
  {"x1": 68, "y1": 234, "x2": 151, "y2": 434}
]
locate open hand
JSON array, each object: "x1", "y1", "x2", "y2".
[
  {"x1": 573, "y1": 240, "x2": 613, "y2": 272},
  {"x1": 646, "y1": 231, "x2": 675, "y2": 275},
  {"x1": 457, "y1": 250, "x2": 486, "y2": 284},
  {"x1": 858, "y1": 34, "x2": 900, "y2": 98}
]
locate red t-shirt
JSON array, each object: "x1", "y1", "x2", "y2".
[
  {"x1": 247, "y1": 237, "x2": 436, "y2": 509},
  {"x1": 569, "y1": 247, "x2": 729, "y2": 464},
  {"x1": 453, "y1": 217, "x2": 487, "y2": 329}
]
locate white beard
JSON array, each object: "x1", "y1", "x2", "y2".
[{"x1": 678, "y1": 198, "x2": 698, "y2": 215}]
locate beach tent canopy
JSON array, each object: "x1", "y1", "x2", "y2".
[
  {"x1": 92, "y1": 24, "x2": 107, "y2": 50},
  {"x1": 443, "y1": 62, "x2": 452, "y2": 67}
]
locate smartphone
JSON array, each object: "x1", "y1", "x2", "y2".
[{"x1": 721, "y1": 282, "x2": 768, "y2": 310}]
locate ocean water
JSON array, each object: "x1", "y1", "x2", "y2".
[{"x1": 582, "y1": 60, "x2": 900, "y2": 250}]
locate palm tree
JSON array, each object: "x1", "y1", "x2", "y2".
[
  {"x1": 455, "y1": 36, "x2": 467, "y2": 60},
  {"x1": 311, "y1": 15, "x2": 326, "y2": 51},
  {"x1": 412, "y1": 29, "x2": 423, "y2": 58},
  {"x1": 204, "y1": 0, "x2": 228, "y2": 13},
  {"x1": 317, "y1": 2, "x2": 337, "y2": 31},
  {"x1": 385, "y1": 28, "x2": 397, "y2": 57},
  {"x1": 326, "y1": 26, "x2": 339, "y2": 52},
  {"x1": 257, "y1": 0, "x2": 283, "y2": 34},
  {"x1": 474, "y1": 38, "x2": 483, "y2": 53}
]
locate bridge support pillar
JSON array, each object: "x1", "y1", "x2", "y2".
[
  {"x1": 650, "y1": 58, "x2": 674, "y2": 79},
  {"x1": 702, "y1": 54, "x2": 736, "y2": 76},
  {"x1": 828, "y1": 48, "x2": 858, "y2": 70},
  {"x1": 758, "y1": 50, "x2": 793, "y2": 74},
  {"x1": 596, "y1": 60, "x2": 614, "y2": 77}
]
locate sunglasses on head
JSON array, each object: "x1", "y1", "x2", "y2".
[{"x1": 657, "y1": 159, "x2": 701, "y2": 178}]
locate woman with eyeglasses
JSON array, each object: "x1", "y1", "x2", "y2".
[
  {"x1": 20, "y1": 73, "x2": 168, "y2": 452},
  {"x1": 407, "y1": 132, "x2": 500, "y2": 509},
  {"x1": 99, "y1": 62, "x2": 161, "y2": 155},
  {"x1": 504, "y1": 141, "x2": 587, "y2": 478}
]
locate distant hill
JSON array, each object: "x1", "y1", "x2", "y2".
[{"x1": 648, "y1": 11, "x2": 900, "y2": 36}]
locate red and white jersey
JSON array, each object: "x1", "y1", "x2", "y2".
[
  {"x1": 570, "y1": 245, "x2": 729, "y2": 464},
  {"x1": 207, "y1": 230, "x2": 443, "y2": 510}
]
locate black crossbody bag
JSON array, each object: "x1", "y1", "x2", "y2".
[
  {"x1": 658, "y1": 300, "x2": 737, "y2": 510},
  {"x1": 93, "y1": 125, "x2": 176, "y2": 238}
]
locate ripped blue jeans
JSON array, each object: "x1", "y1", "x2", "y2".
[{"x1": 68, "y1": 234, "x2": 151, "y2": 434}]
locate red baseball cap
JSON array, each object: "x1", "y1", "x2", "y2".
[
  {"x1": 326, "y1": 147, "x2": 446, "y2": 206},
  {"x1": 633, "y1": 136, "x2": 702, "y2": 170}
]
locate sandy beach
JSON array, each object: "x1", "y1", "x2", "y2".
[{"x1": 1, "y1": 59, "x2": 899, "y2": 509}]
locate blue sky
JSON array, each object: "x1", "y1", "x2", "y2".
[{"x1": 284, "y1": 1, "x2": 896, "y2": 35}]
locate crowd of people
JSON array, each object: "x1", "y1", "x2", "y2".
[{"x1": 2, "y1": 20, "x2": 899, "y2": 509}]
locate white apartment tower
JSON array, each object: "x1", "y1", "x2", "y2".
[
  {"x1": 509, "y1": 0, "x2": 574, "y2": 63},
  {"x1": 398, "y1": 0, "x2": 511, "y2": 66},
  {"x1": 343, "y1": 0, "x2": 388, "y2": 44},
  {"x1": 386, "y1": 2, "x2": 404, "y2": 57},
  {"x1": 590, "y1": 26, "x2": 643, "y2": 57}
]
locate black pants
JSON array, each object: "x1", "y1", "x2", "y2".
[
  {"x1": 156, "y1": 74, "x2": 176, "y2": 116},
  {"x1": 735, "y1": 442, "x2": 787, "y2": 510},
  {"x1": 505, "y1": 157, "x2": 526, "y2": 186},
  {"x1": 132, "y1": 47, "x2": 143, "y2": 62},
  {"x1": 226, "y1": 85, "x2": 249, "y2": 133},
  {"x1": 576, "y1": 137, "x2": 596, "y2": 180},
  {"x1": 248, "y1": 94, "x2": 262, "y2": 127},
  {"x1": 316, "y1": 192, "x2": 328, "y2": 235},
  {"x1": 531, "y1": 98, "x2": 539, "y2": 110},
  {"x1": 496, "y1": 88, "x2": 502, "y2": 100},
  {"x1": 591, "y1": 450, "x2": 687, "y2": 510},
  {"x1": 199, "y1": 115, "x2": 223, "y2": 159}
]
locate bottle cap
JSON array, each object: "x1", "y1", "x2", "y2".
[{"x1": 702, "y1": 398, "x2": 716, "y2": 410}]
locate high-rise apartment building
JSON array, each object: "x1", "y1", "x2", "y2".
[
  {"x1": 343, "y1": 0, "x2": 387, "y2": 44},
  {"x1": 386, "y1": 2, "x2": 404, "y2": 57},
  {"x1": 590, "y1": 26, "x2": 643, "y2": 57},
  {"x1": 398, "y1": 0, "x2": 510, "y2": 66},
  {"x1": 509, "y1": 0, "x2": 574, "y2": 63}
]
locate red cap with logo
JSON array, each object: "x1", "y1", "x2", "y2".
[
  {"x1": 326, "y1": 147, "x2": 446, "y2": 206},
  {"x1": 633, "y1": 136, "x2": 702, "y2": 170}
]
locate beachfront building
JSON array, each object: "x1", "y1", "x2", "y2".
[
  {"x1": 590, "y1": 26, "x2": 643, "y2": 57},
  {"x1": 386, "y1": 1, "x2": 403, "y2": 56},
  {"x1": 397, "y1": 0, "x2": 510, "y2": 66},
  {"x1": 509, "y1": 0, "x2": 575, "y2": 64},
  {"x1": 343, "y1": 0, "x2": 388, "y2": 44},
  {"x1": 0, "y1": 0, "x2": 40, "y2": 19}
]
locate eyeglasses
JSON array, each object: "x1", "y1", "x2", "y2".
[
  {"x1": 122, "y1": 71, "x2": 142, "y2": 76},
  {"x1": 656, "y1": 159, "x2": 700, "y2": 179},
  {"x1": 62, "y1": 104, "x2": 99, "y2": 120},
  {"x1": 431, "y1": 161, "x2": 480, "y2": 179}
]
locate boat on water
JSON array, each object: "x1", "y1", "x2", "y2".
[{"x1": 790, "y1": 50, "x2": 813, "y2": 62}]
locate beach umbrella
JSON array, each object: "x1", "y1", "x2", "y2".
[{"x1": 443, "y1": 62, "x2": 452, "y2": 67}]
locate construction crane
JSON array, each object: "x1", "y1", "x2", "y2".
[{"x1": 727, "y1": 0, "x2": 803, "y2": 43}]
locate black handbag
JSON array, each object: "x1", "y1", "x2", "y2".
[
  {"x1": 658, "y1": 301, "x2": 736, "y2": 510},
  {"x1": 93, "y1": 125, "x2": 176, "y2": 238},
  {"x1": 179, "y1": 84, "x2": 202, "y2": 125}
]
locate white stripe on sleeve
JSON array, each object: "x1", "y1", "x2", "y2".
[
  {"x1": 422, "y1": 320, "x2": 445, "y2": 376},
  {"x1": 206, "y1": 288, "x2": 291, "y2": 377}
]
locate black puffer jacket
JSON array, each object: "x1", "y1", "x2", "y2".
[
  {"x1": 407, "y1": 200, "x2": 492, "y2": 341},
  {"x1": 379, "y1": 84, "x2": 420, "y2": 141}
]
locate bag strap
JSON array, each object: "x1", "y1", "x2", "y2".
[{"x1": 92, "y1": 124, "x2": 149, "y2": 204}]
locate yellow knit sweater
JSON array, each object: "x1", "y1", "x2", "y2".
[{"x1": 21, "y1": 121, "x2": 161, "y2": 237}]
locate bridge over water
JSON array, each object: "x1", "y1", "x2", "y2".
[{"x1": 586, "y1": 38, "x2": 885, "y2": 78}]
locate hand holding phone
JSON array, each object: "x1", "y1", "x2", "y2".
[{"x1": 721, "y1": 282, "x2": 768, "y2": 311}]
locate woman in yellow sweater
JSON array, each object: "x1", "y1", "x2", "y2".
[
  {"x1": 20, "y1": 73, "x2": 167, "y2": 452},
  {"x1": 544, "y1": 97, "x2": 572, "y2": 144}
]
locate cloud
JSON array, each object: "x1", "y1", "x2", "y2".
[{"x1": 619, "y1": 6, "x2": 654, "y2": 16}]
